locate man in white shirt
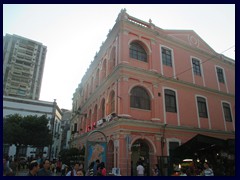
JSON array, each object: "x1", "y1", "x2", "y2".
[
  {"x1": 136, "y1": 161, "x2": 144, "y2": 176},
  {"x1": 66, "y1": 162, "x2": 80, "y2": 176},
  {"x1": 203, "y1": 162, "x2": 214, "y2": 176}
]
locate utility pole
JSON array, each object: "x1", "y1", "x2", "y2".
[
  {"x1": 161, "y1": 123, "x2": 167, "y2": 176},
  {"x1": 49, "y1": 99, "x2": 56, "y2": 161},
  {"x1": 125, "y1": 135, "x2": 131, "y2": 176}
]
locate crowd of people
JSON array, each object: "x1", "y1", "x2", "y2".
[
  {"x1": 3, "y1": 153, "x2": 227, "y2": 176},
  {"x1": 171, "y1": 162, "x2": 214, "y2": 176},
  {"x1": 3, "y1": 154, "x2": 61, "y2": 176},
  {"x1": 59, "y1": 159, "x2": 107, "y2": 176},
  {"x1": 3, "y1": 154, "x2": 107, "y2": 176},
  {"x1": 135, "y1": 157, "x2": 216, "y2": 176}
]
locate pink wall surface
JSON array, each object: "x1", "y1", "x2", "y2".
[
  {"x1": 115, "y1": 27, "x2": 235, "y2": 132},
  {"x1": 71, "y1": 12, "x2": 235, "y2": 176}
]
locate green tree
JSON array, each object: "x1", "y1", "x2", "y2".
[
  {"x1": 59, "y1": 148, "x2": 83, "y2": 166},
  {"x1": 3, "y1": 114, "x2": 26, "y2": 146},
  {"x1": 3, "y1": 114, "x2": 52, "y2": 156}
]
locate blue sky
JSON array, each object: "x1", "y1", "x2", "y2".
[{"x1": 3, "y1": 4, "x2": 235, "y2": 110}]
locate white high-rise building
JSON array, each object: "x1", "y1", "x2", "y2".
[
  {"x1": 3, "y1": 34, "x2": 47, "y2": 100},
  {"x1": 3, "y1": 96, "x2": 62, "y2": 159}
]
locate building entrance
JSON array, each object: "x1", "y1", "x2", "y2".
[{"x1": 131, "y1": 139, "x2": 150, "y2": 176}]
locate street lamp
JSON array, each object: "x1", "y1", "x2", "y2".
[
  {"x1": 161, "y1": 124, "x2": 167, "y2": 156},
  {"x1": 69, "y1": 110, "x2": 87, "y2": 145},
  {"x1": 75, "y1": 111, "x2": 87, "y2": 117},
  {"x1": 72, "y1": 111, "x2": 87, "y2": 133},
  {"x1": 161, "y1": 123, "x2": 167, "y2": 176}
]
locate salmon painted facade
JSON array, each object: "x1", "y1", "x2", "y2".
[{"x1": 70, "y1": 9, "x2": 235, "y2": 176}]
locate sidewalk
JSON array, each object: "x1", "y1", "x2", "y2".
[
  {"x1": 16, "y1": 169, "x2": 28, "y2": 176},
  {"x1": 16, "y1": 169, "x2": 60, "y2": 176}
]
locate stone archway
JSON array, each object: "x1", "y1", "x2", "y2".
[{"x1": 131, "y1": 139, "x2": 151, "y2": 176}]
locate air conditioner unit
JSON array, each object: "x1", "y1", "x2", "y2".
[{"x1": 97, "y1": 119, "x2": 104, "y2": 127}]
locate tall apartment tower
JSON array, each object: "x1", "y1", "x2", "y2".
[{"x1": 3, "y1": 34, "x2": 47, "y2": 100}]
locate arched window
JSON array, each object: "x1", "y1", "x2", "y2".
[
  {"x1": 88, "y1": 109, "x2": 92, "y2": 123},
  {"x1": 129, "y1": 42, "x2": 147, "y2": 62},
  {"x1": 109, "y1": 91, "x2": 115, "y2": 113},
  {"x1": 90, "y1": 76, "x2": 94, "y2": 94},
  {"x1": 83, "y1": 118, "x2": 86, "y2": 133},
  {"x1": 93, "y1": 104, "x2": 98, "y2": 122},
  {"x1": 86, "y1": 83, "x2": 89, "y2": 99},
  {"x1": 101, "y1": 99, "x2": 105, "y2": 118},
  {"x1": 87, "y1": 109, "x2": 92, "y2": 132},
  {"x1": 101, "y1": 59, "x2": 107, "y2": 82},
  {"x1": 130, "y1": 86, "x2": 150, "y2": 110},
  {"x1": 95, "y1": 69, "x2": 100, "y2": 88},
  {"x1": 108, "y1": 47, "x2": 116, "y2": 74}
]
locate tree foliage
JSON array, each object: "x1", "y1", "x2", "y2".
[
  {"x1": 3, "y1": 114, "x2": 52, "y2": 150},
  {"x1": 59, "y1": 147, "x2": 85, "y2": 166}
]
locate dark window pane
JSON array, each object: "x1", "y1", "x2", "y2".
[
  {"x1": 217, "y1": 67, "x2": 225, "y2": 83},
  {"x1": 130, "y1": 86, "x2": 151, "y2": 110},
  {"x1": 223, "y1": 103, "x2": 232, "y2": 122},
  {"x1": 165, "y1": 89, "x2": 177, "y2": 112},
  {"x1": 129, "y1": 42, "x2": 147, "y2": 62},
  {"x1": 197, "y1": 97, "x2": 208, "y2": 118},
  {"x1": 162, "y1": 47, "x2": 172, "y2": 67},
  {"x1": 192, "y1": 58, "x2": 201, "y2": 76}
]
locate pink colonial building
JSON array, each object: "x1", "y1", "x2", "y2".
[{"x1": 70, "y1": 9, "x2": 235, "y2": 176}]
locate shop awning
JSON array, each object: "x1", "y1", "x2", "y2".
[{"x1": 172, "y1": 134, "x2": 226, "y2": 160}]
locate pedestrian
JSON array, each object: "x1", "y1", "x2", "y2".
[
  {"x1": 86, "y1": 161, "x2": 94, "y2": 176},
  {"x1": 9, "y1": 156, "x2": 13, "y2": 165},
  {"x1": 3, "y1": 157, "x2": 13, "y2": 176},
  {"x1": 79, "y1": 162, "x2": 86, "y2": 176},
  {"x1": 171, "y1": 170, "x2": 180, "y2": 176},
  {"x1": 152, "y1": 164, "x2": 160, "y2": 176},
  {"x1": 9, "y1": 158, "x2": 18, "y2": 176},
  {"x1": 56, "y1": 159, "x2": 62, "y2": 173},
  {"x1": 50, "y1": 161, "x2": 55, "y2": 173},
  {"x1": 76, "y1": 169, "x2": 84, "y2": 176},
  {"x1": 27, "y1": 160, "x2": 40, "y2": 176},
  {"x1": 93, "y1": 159, "x2": 100, "y2": 176},
  {"x1": 4, "y1": 155, "x2": 10, "y2": 168},
  {"x1": 61, "y1": 163, "x2": 67, "y2": 176},
  {"x1": 66, "y1": 162, "x2": 80, "y2": 176},
  {"x1": 136, "y1": 161, "x2": 144, "y2": 176},
  {"x1": 99, "y1": 162, "x2": 106, "y2": 176},
  {"x1": 36, "y1": 154, "x2": 43, "y2": 168},
  {"x1": 37, "y1": 159, "x2": 52, "y2": 176},
  {"x1": 180, "y1": 168, "x2": 187, "y2": 176},
  {"x1": 64, "y1": 165, "x2": 69, "y2": 175},
  {"x1": 203, "y1": 162, "x2": 214, "y2": 176}
]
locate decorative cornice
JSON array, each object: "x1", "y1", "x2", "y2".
[
  {"x1": 118, "y1": 64, "x2": 235, "y2": 98},
  {"x1": 70, "y1": 117, "x2": 235, "y2": 144},
  {"x1": 123, "y1": 19, "x2": 234, "y2": 67}
]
